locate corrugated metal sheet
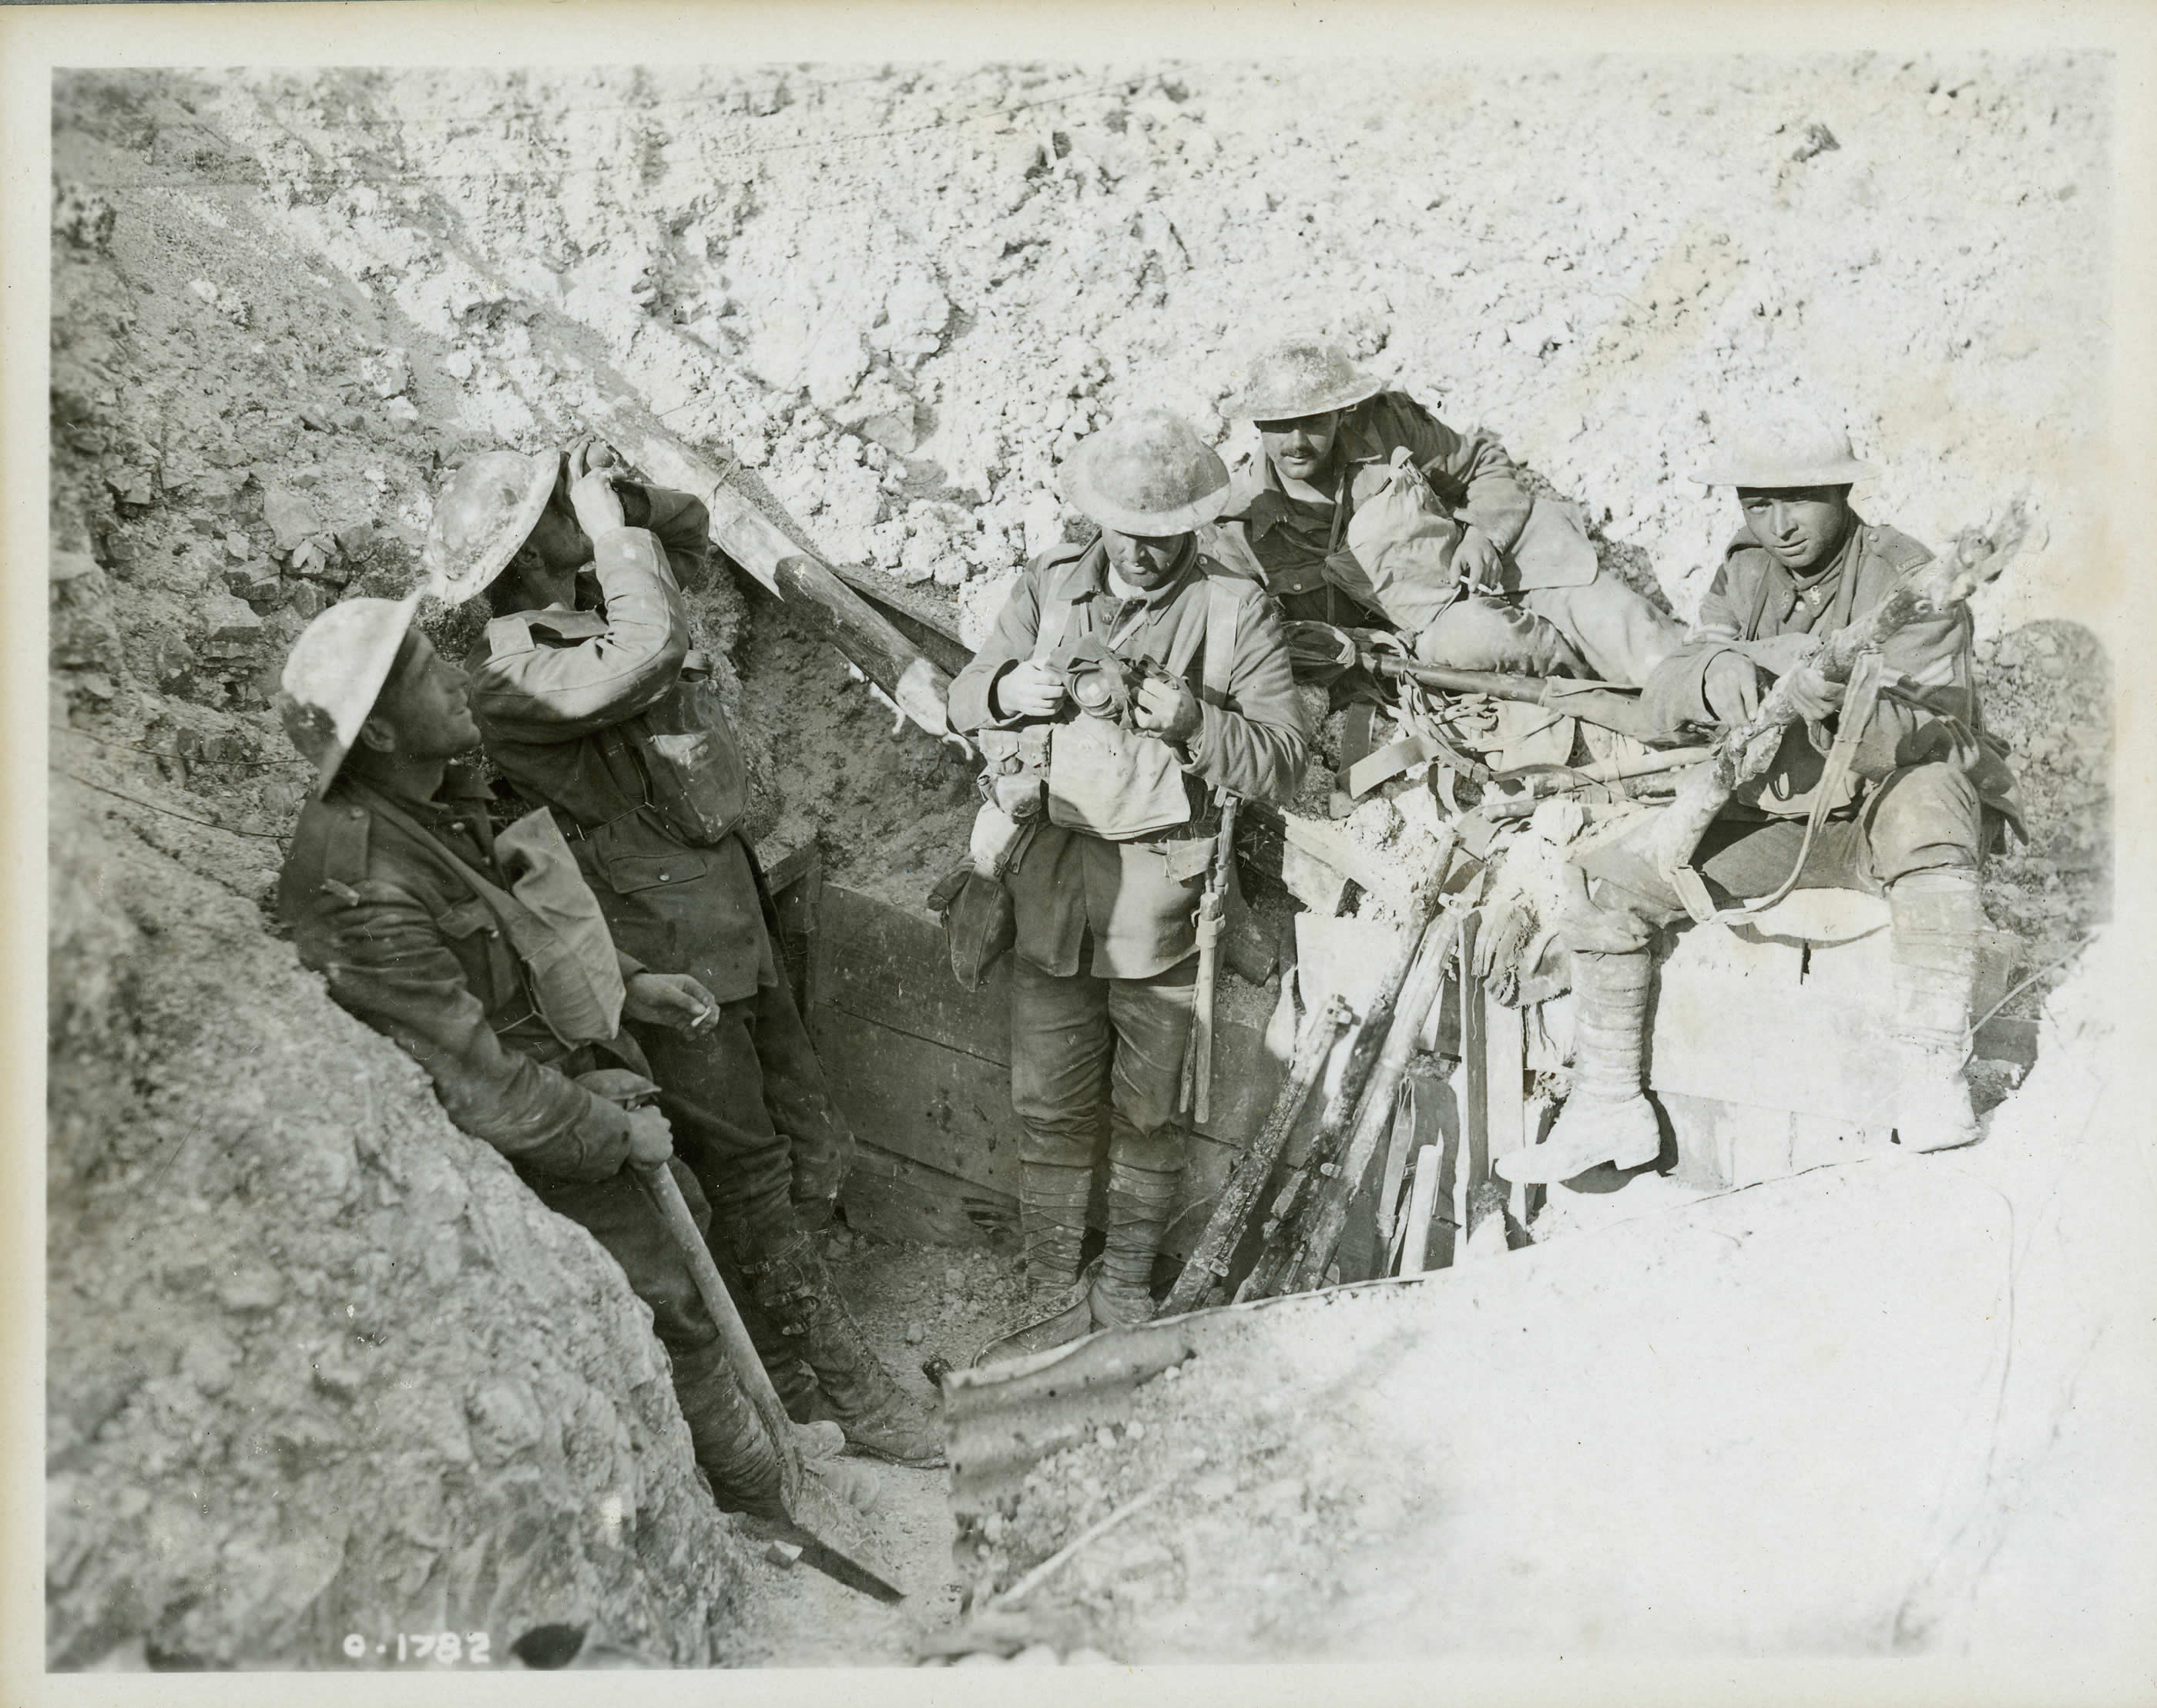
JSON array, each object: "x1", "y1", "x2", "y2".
[{"x1": 942, "y1": 1276, "x2": 1424, "y2": 1556}]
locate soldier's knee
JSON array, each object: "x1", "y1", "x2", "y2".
[
  {"x1": 1015, "y1": 1116, "x2": 1098, "y2": 1169},
  {"x1": 1867, "y1": 763, "x2": 1982, "y2": 879},
  {"x1": 1414, "y1": 596, "x2": 1582, "y2": 676}
]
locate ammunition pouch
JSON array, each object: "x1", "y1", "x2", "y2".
[
  {"x1": 622, "y1": 650, "x2": 750, "y2": 847},
  {"x1": 976, "y1": 726, "x2": 1052, "y2": 820}
]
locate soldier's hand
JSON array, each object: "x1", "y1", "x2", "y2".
[
  {"x1": 625, "y1": 1105, "x2": 675, "y2": 1166},
  {"x1": 569, "y1": 469, "x2": 627, "y2": 538},
  {"x1": 1454, "y1": 525, "x2": 1506, "y2": 592},
  {"x1": 1704, "y1": 653, "x2": 1762, "y2": 726},
  {"x1": 1132, "y1": 673, "x2": 1203, "y2": 744},
  {"x1": 624, "y1": 970, "x2": 722, "y2": 1034},
  {"x1": 995, "y1": 659, "x2": 1068, "y2": 719},
  {"x1": 1782, "y1": 660, "x2": 1845, "y2": 723},
  {"x1": 565, "y1": 435, "x2": 625, "y2": 484}
]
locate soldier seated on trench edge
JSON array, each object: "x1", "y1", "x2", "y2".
[
  {"x1": 1494, "y1": 414, "x2": 2022, "y2": 1186},
  {"x1": 1203, "y1": 338, "x2": 1686, "y2": 690}
]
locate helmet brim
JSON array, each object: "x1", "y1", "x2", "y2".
[
  {"x1": 423, "y1": 451, "x2": 562, "y2": 604},
  {"x1": 280, "y1": 592, "x2": 423, "y2": 799},
  {"x1": 1692, "y1": 458, "x2": 1874, "y2": 489},
  {"x1": 1057, "y1": 461, "x2": 1233, "y2": 539},
  {"x1": 1220, "y1": 374, "x2": 1384, "y2": 422}
]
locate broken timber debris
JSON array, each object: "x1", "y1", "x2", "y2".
[{"x1": 621, "y1": 425, "x2": 961, "y2": 743}]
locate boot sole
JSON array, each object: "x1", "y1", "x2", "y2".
[{"x1": 840, "y1": 1439, "x2": 946, "y2": 1469}]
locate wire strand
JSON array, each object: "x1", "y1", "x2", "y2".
[
  {"x1": 53, "y1": 765, "x2": 290, "y2": 844},
  {"x1": 59, "y1": 725, "x2": 310, "y2": 770}
]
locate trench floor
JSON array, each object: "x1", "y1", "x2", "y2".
[{"x1": 733, "y1": 1226, "x2": 1028, "y2": 1665}]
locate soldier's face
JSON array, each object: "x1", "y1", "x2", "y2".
[
  {"x1": 504, "y1": 501, "x2": 591, "y2": 607},
  {"x1": 1257, "y1": 411, "x2": 1341, "y2": 485},
  {"x1": 369, "y1": 633, "x2": 482, "y2": 758},
  {"x1": 1736, "y1": 485, "x2": 1854, "y2": 575},
  {"x1": 1101, "y1": 529, "x2": 1188, "y2": 588}
]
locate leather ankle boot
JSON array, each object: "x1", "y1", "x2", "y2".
[
  {"x1": 1887, "y1": 869, "x2": 1982, "y2": 1153},
  {"x1": 1498, "y1": 945, "x2": 1661, "y2": 1184},
  {"x1": 740, "y1": 1228, "x2": 944, "y2": 1468}
]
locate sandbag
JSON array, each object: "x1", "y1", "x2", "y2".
[{"x1": 1341, "y1": 445, "x2": 1467, "y2": 633}]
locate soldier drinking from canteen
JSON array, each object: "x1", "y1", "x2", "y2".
[
  {"x1": 1206, "y1": 339, "x2": 1685, "y2": 689},
  {"x1": 420, "y1": 439, "x2": 938, "y2": 1465},
  {"x1": 947, "y1": 409, "x2": 1311, "y2": 1348}
]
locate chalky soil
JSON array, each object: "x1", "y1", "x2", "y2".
[{"x1": 46, "y1": 54, "x2": 2116, "y2": 1669}]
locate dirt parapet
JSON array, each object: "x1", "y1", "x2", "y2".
[{"x1": 47, "y1": 79, "x2": 767, "y2": 1669}]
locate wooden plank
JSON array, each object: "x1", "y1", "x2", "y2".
[
  {"x1": 1650, "y1": 921, "x2": 2024, "y2": 1125},
  {"x1": 1659, "y1": 1091, "x2": 1803, "y2": 1191},
  {"x1": 1246, "y1": 801, "x2": 1419, "y2": 914},
  {"x1": 1789, "y1": 1112, "x2": 1890, "y2": 1173},
  {"x1": 812, "y1": 1006, "x2": 1240, "y2": 1258},
  {"x1": 1461, "y1": 928, "x2": 1490, "y2": 1196},
  {"x1": 813, "y1": 883, "x2": 1286, "y2": 1149},
  {"x1": 813, "y1": 884, "x2": 1014, "y2": 1062},
  {"x1": 824, "y1": 562, "x2": 975, "y2": 677},
  {"x1": 1280, "y1": 839, "x2": 1352, "y2": 916},
  {"x1": 811, "y1": 1006, "x2": 1020, "y2": 1187},
  {"x1": 1659, "y1": 1091, "x2": 1733, "y2": 1192},
  {"x1": 1650, "y1": 954, "x2": 1900, "y2": 1124},
  {"x1": 622, "y1": 427, "x2": 955, "y2": 738},
  {"x1": 1485, "y1": 994, "x2": 1532, "y2": 1226},
  {"x1": 840, "y1": 1142, "x2": 1013, "y2": 1250}
]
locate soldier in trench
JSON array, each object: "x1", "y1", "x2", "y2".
[
  {"x1": 948, "y1": 409, "x2": 1311, "y2": 1347},
  {"x1": 418, "y1": 441, "x2": 940, "y2": 1467},
  {"x1": 272, "y1": 596, "x2": 837, "y2": 1522},
  {"x1": 1494, "y1": 418, "x2": 2022, "y2": 1184},
  {"x1": 1203, "y1": 338, "x2": 1686, "y2": 688}
]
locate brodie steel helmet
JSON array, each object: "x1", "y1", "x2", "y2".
[
  {"x1": 1692, "y1": 417, "x2": 1875, "y2": 488},
  {"x1": 421, "y1": 450, "x2": 561, "y2": 602},
  {"x1": 277, "y1": 594, "x2": 422, "y2": 797},
  {"x1": 1219, "y1": 341, "x2": 1384, "y2": 421},
  {"x1": 1056, "y1": 408, "x2": 1233, "y2": 536}
]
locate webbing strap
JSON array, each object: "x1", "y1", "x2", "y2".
[{"x1": 1199, "y1": 571, "x2": 1240, "y2": 708}]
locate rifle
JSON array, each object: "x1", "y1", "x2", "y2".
[
  {"x1": 1178, "y1": 790, "x2": 1240, "y2": 1125},
  {"x1": 1159, "y1": 992, "x2": 1353, "y2": 1318},
  {"x1": 1286, "y1": 620, "x2": 1670, "y2": 745},
  {"x1": 1283, "y1": 906, "x2": 1461, "y2": 1294},
  {"x1": 1639, "y1": 556, "x2": 1977, "y2": 923}
]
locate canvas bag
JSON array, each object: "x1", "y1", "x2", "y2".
[
  {"x1": 1033, "y1": 572, "x2": 1241, "y2": 842},
  {"x1": 930, "y1": 572, "x2": 1240, "y2": 988},
  {"x1": 1340, "y1": 446, "x2": 1470, "y2": 633},
  {"x1": 620, "y1": 649, "x2": 750, "y2": 846},
  {"x1": 358, "y1": 787, "x2": 627, "y2": 1047}
]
